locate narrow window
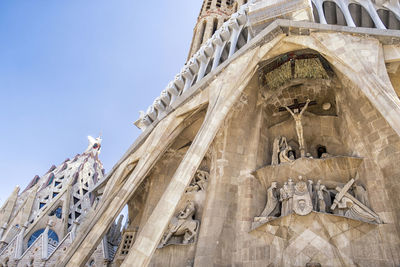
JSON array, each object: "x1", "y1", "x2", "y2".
[
  {"x1": 216, "y1": 0, "x2": 222, "y2": 8},
  {"x1": 212, "y1": 18, "x2": 218, "y2": 35},
  {"x1": 206, "y1": 0, "x2": 212, "y2": 10},
  {"x1": 199, "y1": 21, "x2": 207, "y2": 47}
]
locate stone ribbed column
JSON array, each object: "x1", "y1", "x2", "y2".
[
  {"x1": 0, "y1": 223, "x2": 7, "y2": 240},
  {"x1": 42, "y1": 221, "x2": 53, "y2": 260},
  {"x1": 14, "y1": 222, "x2": 28, "y2": 259}
]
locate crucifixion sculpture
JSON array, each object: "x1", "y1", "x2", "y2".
[{"x1": 279, "y1": 99, "x2": 316, "y2": 157}]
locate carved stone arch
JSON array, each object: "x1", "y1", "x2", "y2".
[
  {"x1": 349, "y1": 3, "x2": 375, "y2": 28},
  {"x1": 323, "y1": 1, "x2": 347, "y2": 25}
]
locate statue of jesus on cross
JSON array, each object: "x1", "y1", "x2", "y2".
[{"x1": 279, "y1": 99, "x2": 315, "y2": 157}]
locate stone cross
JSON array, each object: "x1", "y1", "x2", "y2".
[{"x1": 279, "y1": 99, "x2": 316, "y2": 157}]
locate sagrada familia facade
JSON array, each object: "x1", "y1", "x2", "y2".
[{"x1": 1, "y1": 0, "x2": 400, "y2": 266}]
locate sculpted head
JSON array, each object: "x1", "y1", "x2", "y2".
[{"x1": 271, "y1": 182, "x2": 278, "y2": 189}]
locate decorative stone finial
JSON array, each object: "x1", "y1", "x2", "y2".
[{"x1": 85, "y1": 136, "x2": 102, "y2": 154}]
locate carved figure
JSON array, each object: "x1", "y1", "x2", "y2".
[
  {"x1": 331, "y1": 179, "x2": 381, "y2": 224},
  {"x1": 312, "y1": 180, "x2": 321, "y2": 210},
  {"x1": 284, "y1": 99, "x2": 311, "y2": 157},
  {"x1": 278, "y1": 137, "x2": 295, "y2": 164},
  {"x1": 280, "y1": 182, "x2": 290, "y2": 216},
  {"x1": 287, "y1": 178, "x2": 295, "y2": 215},
  {"x1": 293, "y1": 176, "x2": 313, "y2": 215},
  {"x1": 352, "y1": 183, "x2": 370, "y2": 207},
  {"x1": 317, "y1": 185, "x2": 331, "y2": 213},
  {"x1": 337, "y1": 197, "x2": 379, "y2": 223},
  {"x1": 186, "y1": 170, "x2": 209, "y2": 193},
  {"x1": 307, "y1": 180, "x2": 313, "y2": 199},
  {"x1": 259, "y1": 182, "x2": 279, "y2": 218},
  {"x1": 271, "y1": 136, "x2": 295, "y2": 165},
  {"x1": 160, "y1": 201, "x2": 199, "y2": 247},
  {"x1": 271, "y1": 136, "x2": 281, "y2": 165}
]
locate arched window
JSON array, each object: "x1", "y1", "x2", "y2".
[
  {"x1": 27, "y1": 229, "x2": 59, "y2": 248},
  {"x1": 216, "y1": 0, "x2": 222, "y2": 8},
  {"x1": 349, "y1": 3, "x2": 375, "y2": 28},
  {"x1": 323, "y1": 1, "x2": 347, "y2": 26}
]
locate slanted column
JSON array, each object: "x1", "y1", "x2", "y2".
[
  {"x1": 195, "y1": 49, "x2": 210, "y2": 82},
  {"x1": 228, "y1": 20, "x2": 242, "y2": 57},
  {"x1": 0, "y1": 223, "x2": 7, "y2": 240},
  {"x1": 362, "y1": 1, "x2": 386, "y2": 29},
  {"x1": 14, "y1": 222, "x2": 28, "y2": 259},
  {"x1": 336, "y1": 0, "x2": 356, "y2": 27},
  {"x1": 70, "y1": 220, "x2": 80, "y2": 241},
  {"x1": 42, "y1": 221, "x2": 53, "y2": 260},
  {"x1": 313, "y1": 0, "x2": 327, "y2": 24},
  {"x1": 211, "y1": 36, "x2": 225, "y2": 70}
]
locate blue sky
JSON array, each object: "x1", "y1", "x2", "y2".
[{"x1": 0, "y1": 1, "x2": 200, "y2": 205}]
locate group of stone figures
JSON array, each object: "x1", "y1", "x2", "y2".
[
  {"x1": 271, "y1": 136, "x2": 331, "y2": 165},
  {"x1": 159, "y1": 170, "x2": 209, "y2": 248},
  {"x1": 255, "y1": 176, "x2": 382, "y2": 224}
]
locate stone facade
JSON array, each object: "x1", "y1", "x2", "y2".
[
  {"x1": 0, "y1": 137, "x2": 124, "y2": 267},
  {"x1": 4, "y1": 0, "x2": 400, "y2": 266}
]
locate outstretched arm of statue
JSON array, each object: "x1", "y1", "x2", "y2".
[
  {"x1": 300, "y1": 99, "x2": 311, "y2": 116},
  {"x1": 285, "y1": 106, "x2": 295, "y2": 116}
]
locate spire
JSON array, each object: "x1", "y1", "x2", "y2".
[
  {"x1": 187, "y1": 0, "x2": 249, "y2": 59},
  {"x1": 85, "y1": 136, "x2": 102, "y2": 155}
]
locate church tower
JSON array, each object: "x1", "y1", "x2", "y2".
[
  {"x1": 188, "y1": 0, "x2": 249, "y2": 59},
  {"x1": 0, "y1": 137, "x2": 124, "y2": 266}
]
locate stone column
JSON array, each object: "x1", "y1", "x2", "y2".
[
  {"x1": 70, "y1": 220, "x2": 80, "y2": 241},
  {"x1": 0, "y1": 223, "x2": 7, "y2": 240},
  {"x1": 14, "y1": 222, "x2": 28, "y2": 259},
  {"x1": 42, "y1": 221, "x2": 53, "y2": 260}
]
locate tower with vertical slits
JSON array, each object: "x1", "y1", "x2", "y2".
[{"x1": 188, "y1": 0, "x2": 249, "y2": 59}]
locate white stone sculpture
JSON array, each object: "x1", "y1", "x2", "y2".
[
  {"x1": 279, "y1": 182, "x2": 290, "y2": 216},
  {"x1": 271, "y1": 136, "x2": 281, "y2": 165},
  {"x1": 259, "y1": 182, "x2": 279, "y2": 218},
  {"x1": 331, "y1": 179, "x2": 381, "y2": 224},
  {"x1": 159, "y1": 201, "x2": 199, "y2": 248},
  {"x1": 186, "y1": 170, "x2": 209, "y2": 193},
  {"x1": 352, "y1": 183, "x2": 370, "y2": 207},
  {"x1": 292, "y1": 176, "x2": 313, "y2": 216},
  {"x1": 253, "y1": 176, "x2": 382, "y2": 227},
  {"x1": 284, "y1": 99, "x2": 311, "y2": 157},
  {"x1": 271, "y1": 136, "x2": 295, "y2": 165}
]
